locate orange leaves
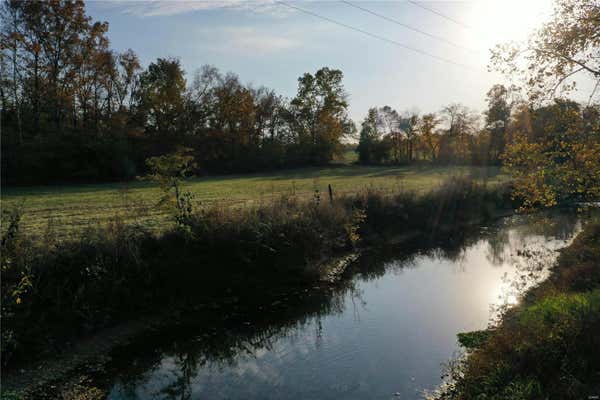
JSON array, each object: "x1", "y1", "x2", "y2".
[{"x1": 503, "y1": 101, "x2": 600, "y2": 209}]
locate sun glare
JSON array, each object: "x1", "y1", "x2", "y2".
[{"x1": 464, "y1": 0, "x2": 554, "y2": 63}]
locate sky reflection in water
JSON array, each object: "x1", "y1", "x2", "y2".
[{"x1": 107, "y1": 212, "x2": 584, "y2": 400}]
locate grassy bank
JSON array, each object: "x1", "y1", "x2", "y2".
[
  {"x1": 437, "y1": 220, "x2": 600, "y2": 399},
  {"x1": 1, "y1": 177, "x2": 514, "y2": 368},
  {"x1": 0, "y1": 165, "x2": 503, "y2": 240}
]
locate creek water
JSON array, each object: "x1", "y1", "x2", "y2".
[{"x1": 104, "y1": 211, "x2": 587, "y2": 400}]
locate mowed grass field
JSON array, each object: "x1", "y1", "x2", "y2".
[{"x1": 1, "y1": 165, "x2": 504, "y2": 240}]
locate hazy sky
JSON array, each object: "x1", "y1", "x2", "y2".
[{"x1": 86, "y1": 0, "x2": 593, "y2": 121}]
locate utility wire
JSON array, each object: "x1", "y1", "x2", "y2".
[
  {"x1": 275, "y1": 1, "x2": 474, "y2": 70},
  {"x1": 341, "y1": 0, "x2": 476, "y2": 54},
  {"x1": 588, "y1": 79, "x2": 600, "y2": 106},
  {"x1": 407, "y1": 0, "x2": 472, "y2": 30}
]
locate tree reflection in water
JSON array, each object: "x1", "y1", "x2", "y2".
[{"x1": 103, "y1": 209, "x2": 594, "y2": 400}]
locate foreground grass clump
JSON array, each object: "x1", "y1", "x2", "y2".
[
  {"x1": 438, "y1": 222, "x2": 600, "y2": 400},
  {"x1": 1, "y1": 177, "x2": 512, "y2": 366}
]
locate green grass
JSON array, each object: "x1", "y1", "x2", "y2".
[{"x1": 1, "y1": 165, "x2": 503, "y2": 240}]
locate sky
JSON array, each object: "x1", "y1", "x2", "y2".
[{"x1": 86, "y1": 0, "x2": 594, "y2": 122}]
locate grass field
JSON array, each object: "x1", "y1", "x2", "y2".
[{"x1": 1, "y1": 165, "x2": 504, "y2": 240}]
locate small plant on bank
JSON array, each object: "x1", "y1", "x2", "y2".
[
  {"x1": 143, "y1": 147, "x2": 197, "y2": 227},
  {"x1": 1, "y1": 207, "x2": 34, "y2": 364}
]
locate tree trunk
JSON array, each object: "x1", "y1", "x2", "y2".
[
  {"x1": 33, "y1": 51, "x2": 40, "y2": 134},
  {"x1": 11, "y1": 36, "x2": 23, "y2": 143}
]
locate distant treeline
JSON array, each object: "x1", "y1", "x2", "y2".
[
  {"x1": 1, "y1": 1, "x2": 356, "y2": 184},
  {"x1": 356, "y1": 91, "x2": 600, "y2": 167}
]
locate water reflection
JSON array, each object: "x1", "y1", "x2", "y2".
[{"x1": 104, "y1": 210, "x2": 590, "y2": 400}]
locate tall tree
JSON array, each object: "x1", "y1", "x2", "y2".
[
  {"x1": 417, "y1": 113, "x2": 441, "y2": 161},
  {"x1": 399, "y1": 112, "x2": 419, "y2": 162},
  {"x1": 289, "y1": 67, "x2": 354, "y2": 163},
  {"x1": 136, "y1": 57, "x2": 186, "y2": 136},
  {"x1": 187, "y1": 64, "x2": 221, "y2": 133},
  {"x1": 252, "y1": 86, "x2": 283, "y2": 143},
  {"x1": 113, "y1": 49, "x2": 141, "y2": 113},
  {"x1": 484, "y1": 84, "x2": 516, "y2": 162},
  {"x1": 210, "y1": 72, "x2": 256, "y2": 161},
  {"x1": 494, "y1": 0, "x2": 600, "y2": 208},
  {"x1": 73, "y1": 19, "x2": 111, "y2": 131},
  {"x1": 1, "y1": 0, "x2": 24, "y2": 142},
  {"x1": 357, "y1": 107, "x2": 386, "y2": 164},
  {"x1": 440, "y1": 103, "x2": 476, "y2": 163},
  {"x1": 37, "y1": 0, "x2": 91, "y2": 130},
  {"x1": 376, "y1": 106, "x2": 402, "y2": 163}
]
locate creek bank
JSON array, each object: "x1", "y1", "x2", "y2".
[
  {"x1": 436, "y1": 217, "x2": 600, "y2": 400},
  {"x1": 0, "y1": 242, "x2": 398, "y2": 397},
  {"x1": 1, "y1": 177, "x2": 516, "y2": 395},
  {"x1": 73, "y1": 209, "x2": 591, "y2": 400},
  {"x1": 1, "y1": 258, "x2": 366, "y2": 400}
]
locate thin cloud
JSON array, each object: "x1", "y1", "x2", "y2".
[
  {"x1": 232, "y1": 32, "x2": 297, "y2": 54},
  {"x1": 111, "y1": 0, "x2": 282, "y2": 17},
  {"x1": 198, "y1": 26, "x2": 298, "y2": 54}
]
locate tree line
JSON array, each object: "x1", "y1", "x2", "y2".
[
  {"x1": 356, "y1": 85, "x2": 599, "y2": 168},
  {"x1": 1, "y1": 0, "x2": 598, "y2": 197},
  {"x1": 356, "y1": 101, "x2": 493, "y2": 165},
  {"x1": 0, "y1": 0, "x2": 355, "y2": 184}
]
